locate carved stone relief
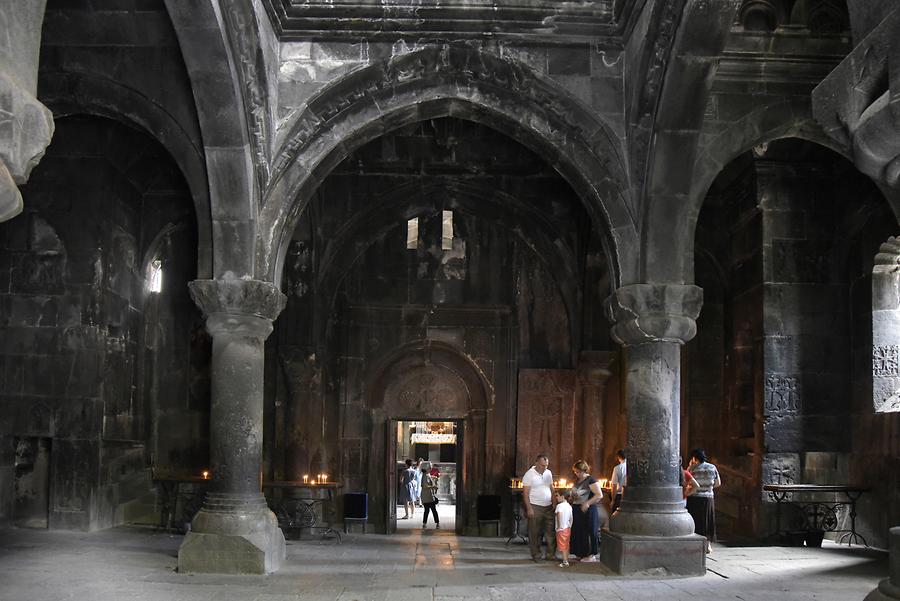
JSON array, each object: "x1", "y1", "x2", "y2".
[
  {"x1": 515, "y1": 369, "x2": 576, "y2": 475},
  {"x1": 764, "y1": 375, "x2": 801, "y2": 414},
  {"x1": 384, "y1": 365, "x2": 468, "y2": 418},
  {"x1": 872, "y1": 237, "x2": 900, "y2": 413},
  {"x1": 873, "y1": 345, "x2": 899, "y2": 377}
]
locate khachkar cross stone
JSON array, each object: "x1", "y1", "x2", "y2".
[
  {"x1": 764, "y1": 375, "x2": 801, "y2": 414},
  {"x1": 873, "y1": 345, "x2": 900, "y2": 377}
]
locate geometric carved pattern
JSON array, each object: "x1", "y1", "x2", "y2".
[
  {"x1": 764, "y1": 375, "x2": 801, "y2": 413},
  {"x1": 872, "y1": 345, "x2": 900, "y2": 377}
]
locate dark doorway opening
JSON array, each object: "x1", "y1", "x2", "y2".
[{"x1": 13, "y1": 437, "x2": 51, "y2": 528}]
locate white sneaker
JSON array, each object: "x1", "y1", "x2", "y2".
[
  {"x1": 581, "y1": 555, "x2": 599, "y2": 563},
  {"x1": 559, "y1": 561, "x2": 569, "y2": 567}
]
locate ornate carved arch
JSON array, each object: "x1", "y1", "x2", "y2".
[
  {"x1": 259, "y1": 45, "x2": 637, "y2": 290},
  {"x1": 367, "y1": 339, "x2": 493, "y2": 417},
  {"x1": 164, "y1": 0, "x2": 272, "y2": 278}
]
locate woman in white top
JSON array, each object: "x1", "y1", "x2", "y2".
[{"x1": 686, "y1": 448, "x2": 721, "y2": 553}]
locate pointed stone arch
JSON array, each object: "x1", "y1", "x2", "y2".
[
  {"x1": 40, "y1": 71, "x2": 213, "y2": 278},
  {"x1": 259, "y1": 44, "x2": 637, "y2": 290},
  {"x1": 680, "y1": 99, "x2": 860, "y2": 283}
]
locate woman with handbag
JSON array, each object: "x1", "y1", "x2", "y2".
[{"x1": 420, "y1": 461, "x2": 441, "y2": 529}]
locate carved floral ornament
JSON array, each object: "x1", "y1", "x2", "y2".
[
  {"x1": 736, "y1": 0, "x2": 850, "y2": 34},
  {"x1": 387, "y1": 367, "x2": 469, "y2": 417},
  {"x1": 269, "y1": 45, "x2": 625, "y2": 188}
]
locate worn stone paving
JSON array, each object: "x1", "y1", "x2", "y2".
[{"x1": 0, "y1": 526, "x2": 887, "y2": 601}]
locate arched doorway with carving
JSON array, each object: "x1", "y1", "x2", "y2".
[{"x1": 366, "y1": 340, "x2": 492, "y2": 535}]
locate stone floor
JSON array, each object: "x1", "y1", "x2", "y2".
[
  {"x1": 0, "y1": 526, "x2": 887, "y2": 601},
  {"x1": 396, "y1": 502, "x2": 457, "y2": 530}
]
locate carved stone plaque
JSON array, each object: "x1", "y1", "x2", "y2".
[
  {"x1": 384, "y1": 366, "x2": 468, "y2": 418},
  {"x1": 873, "y1": 345, "x2": 899, "y2": 377},
  {"x1": 764, "y1": 375, "x2": 801, "y2": 415},
  {"x1": 515, "y1": 369, "x2": 576, "y2": 475}
]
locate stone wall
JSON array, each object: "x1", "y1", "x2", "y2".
[
  {"x1": 266, "y1": 117, "x2": 614, "y2": 533},
  {"x1": 688, "y1": 138, "x2": 900, "y2": 547},
  {"x1": 0, "y1": 115, "x2": 198, "y2": 530}
]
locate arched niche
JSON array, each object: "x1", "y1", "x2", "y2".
[{"x1": 365, "y1": 340, "x2": 492, "y2": 535}]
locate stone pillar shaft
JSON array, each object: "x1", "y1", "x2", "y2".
[
  {"x1": 613, "y1": 341, "x2": 693, "y2": 534},
  {"x1": 178, "y1": 279, "x2": 287, "y2": 575},
  {"x1": 600, "y1": 283, "x2": 706, "y2": 575},
  {"x1": 206, "y1": 312, "x2": 270, "y2": 499}
]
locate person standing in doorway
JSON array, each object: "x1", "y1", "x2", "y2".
[
  {"x1": 400, "y1": 459, "x2": 417, "y2": 519},
  {"x1": 522, "y1": 452, "x2": 556, "y2": 561},
  {"x1": 609, "y1": 449, "x2": 627, "y2": 514},
  {"x1": 414, "y1": 458, "x2": 425, "y2": 508},
  {"x1": 420, "y1": 461, "x2": 440, "y2": 529},
  {"x1": 687, "y1": 448, "x2": 721, "y2": 554}
]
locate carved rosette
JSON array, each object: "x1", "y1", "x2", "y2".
[{"x1": 604, "y1": 284, "x2": 703, "y2": 347}]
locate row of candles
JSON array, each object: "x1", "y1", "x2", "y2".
[
  {"x1": 509, "y1": 477, "x2": 611, "y2": 489},
  {"x1": 199, "y1": 471, "x2": 331, "y2": 485},
  {"x1": 510, "y1": 477, "x2": 569, "y2": 489}
]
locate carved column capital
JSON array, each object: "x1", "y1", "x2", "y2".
[
  {"x1": 604, "y1": 284, "x2": 703, "y2": 347},
  {"x1": 190, "y1": 278, "x2": 286, "y2": 320}
]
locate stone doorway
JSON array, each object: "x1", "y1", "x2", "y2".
[
  {"x1": 391, "y1": 419, "x2": 461, "y2": 533},
  {"x1": 13, "y1": 437, "x2": 51, "y2": 529}
]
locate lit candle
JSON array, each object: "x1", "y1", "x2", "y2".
[
  {"x1": 323, "y1": 474, "x2": 328, "y2": 484},
  {"x1": 560, "y1": 478, "x2": 567, "y2": 487},
  {"x1": 201, "y1": 470, "x2": 209, "y2": 480},
  {"x1": 303, "y1": 474, "x2": 309, "y2": 484}
]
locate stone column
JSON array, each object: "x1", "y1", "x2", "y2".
[
  {"x1": 577, "y1": 352, "x2": 612, "y2": 476},
  {"x1": 0, "y1": 0, "x2": 55, "y2": 221},
  {"x1": 599, "y1": 283, "x2": 707, "y2": 576},
  {"x1": 866, "y1": 527, "x2": 900, "y2": 601},
  {"x1": 178, "y1": 278, "x2": 287, "y2": 575}
]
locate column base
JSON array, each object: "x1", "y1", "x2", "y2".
[
  {"x1": 599, "y1": 529, "x2": 707, "y2": 576},
  {"x1": 866, "y1": 579, "x2": 900, "y2": 601},
  {"x1": 177, "y1": 505, "x2": 285, "y2": 574}
]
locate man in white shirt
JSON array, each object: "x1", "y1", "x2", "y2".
[
  {"x1": 522, "y1": 452, "x2": 555, "y2": 561},
  {"x1": 610, "y1": 449, "x2": 627, "y2": 514}
]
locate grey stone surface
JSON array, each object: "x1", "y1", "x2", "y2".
[
  {"x1": 0, "y1": 0, "x2": 54, "y2": 221},
  {"x1": 0, "y1": 525, "x2": 889, "y2": 601},
  {"x1": 866, "y1": 528, "x2": 900, "y2": 601},
  {"x1": 599, "y1": 530, "x2": 707, "y2": 576},
  {"x1": 179, "y1": 278, "x2": 286, "y2": 573}
]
